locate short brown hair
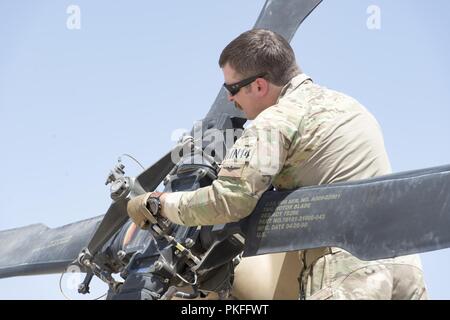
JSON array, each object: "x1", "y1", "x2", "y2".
[{"x1": 219, "y1": 29, "x2": 301, "y2": 86}]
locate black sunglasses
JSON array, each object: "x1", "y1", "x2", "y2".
[{"x1": 223, "y1": 73, "x2": 267, "y2": 96}]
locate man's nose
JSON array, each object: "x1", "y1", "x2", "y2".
[{"x1": 227, "y1": 93, "x2": 234, "y2": 102}]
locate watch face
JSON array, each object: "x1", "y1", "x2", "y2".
[{"x1": 148, "y1": 198, "x2": 160, "y2": 215}]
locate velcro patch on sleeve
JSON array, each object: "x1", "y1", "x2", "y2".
[
  {"x1": 224, "y1": 147, "x2": 252, "y2": 161},
  {"x1": 221, "y1": 146, "x2": 254, "y2": 169}
]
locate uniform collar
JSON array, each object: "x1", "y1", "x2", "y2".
[{"x1": 277, "y1": 73, "x2": 313, "y2": 103}]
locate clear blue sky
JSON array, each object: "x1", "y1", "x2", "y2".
[{"x1": 1, "y1": 0, "x2": 450, "y2": 299}]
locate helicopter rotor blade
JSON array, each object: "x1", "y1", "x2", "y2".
[
  {"x1": 241, "y1": 164, "x2": 450, "y2": 260},
  {"x1": 0, "y1": 216, "x2": 103, "y2": 279},
  {"x1": 0, "y1": 149, "x2": 171, "y2": 279},
  {"x1": 136, "y1": 151, "x2": 174, "y2": 192},
  {"x1": 86, "y1": 200, "x2": 129, "y2": 256},
  {"x1": 254, "y1": 0, "x2": 322, "y2": 41}
]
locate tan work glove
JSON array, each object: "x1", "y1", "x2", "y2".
[{"x1": 127, "y1": 192, "x2": 160, "y2": 229}]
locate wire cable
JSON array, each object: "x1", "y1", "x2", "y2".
[
  {"x1": 59, "y1": 268, "x2": 107, "y2": 300},
  {"x1": 119, "y1": 153, "x2": 145, "y2": 170}
]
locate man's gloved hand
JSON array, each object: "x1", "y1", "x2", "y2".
[{"x1": 127, "y1": 192, "x2": 162, "y2": 229}]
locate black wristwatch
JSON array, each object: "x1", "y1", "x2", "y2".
[
  {"x1": 146, "y1": 192, "x2": 162, "y2": 216},
  {"x1": 145, "y1": 192, "x2": 172, "y2": 235},
  {"x1": 147, "y1": 197, "x2": 161, "y2": 216}
]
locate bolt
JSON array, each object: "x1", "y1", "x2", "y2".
[
  {"x1": 153, "y1": 261, "x2": 163, "y2": 270},
  {"x1": 117, "y1": 250, "x2": 126, "y2": 260},
  {"x1": 185, "y1": 238, "x2": 195, "y2": 248}
]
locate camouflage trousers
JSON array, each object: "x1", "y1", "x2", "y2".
[{"x1": 300, "y1": 248, "x2": 428, "y2": 300}]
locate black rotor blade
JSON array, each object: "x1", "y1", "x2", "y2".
[
  {"x1": 242, "y1": 164, "x2": 450, "y2": 260},
  {"x1": 0, "y1": 216, "x2": 103, "y2": 279},
  {"x1": 255, "y1": 0, "x2": 322, "y2": 41},
  {"x1": 204, "y1": 0, "x2": 323, "y2": 121},
  {"x1": 86, "y1": 199, "x2": 129, "y2": 256},
  {"x1": 136, "y1": 150, "x2": 174, "y2": 192}
]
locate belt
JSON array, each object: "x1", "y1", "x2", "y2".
[
  {"x1": 299, "y1": 247, "x2": 341, "y2": 300},
  {"x1": 302, "y1": 247, "x2": 342, "y2": 267}
]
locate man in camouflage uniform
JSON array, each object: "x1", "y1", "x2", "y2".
[{"x1": 127, "y1": 29, "x2": 428, "y2": 299}]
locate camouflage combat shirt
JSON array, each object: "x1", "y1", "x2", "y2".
[{"x1": 163, "y1": 74, "x2": 391, "y2": 225}]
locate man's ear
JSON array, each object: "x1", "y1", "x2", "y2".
[{"x1": 255, "y1": 78, "x2": 269, "y2": 96}]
